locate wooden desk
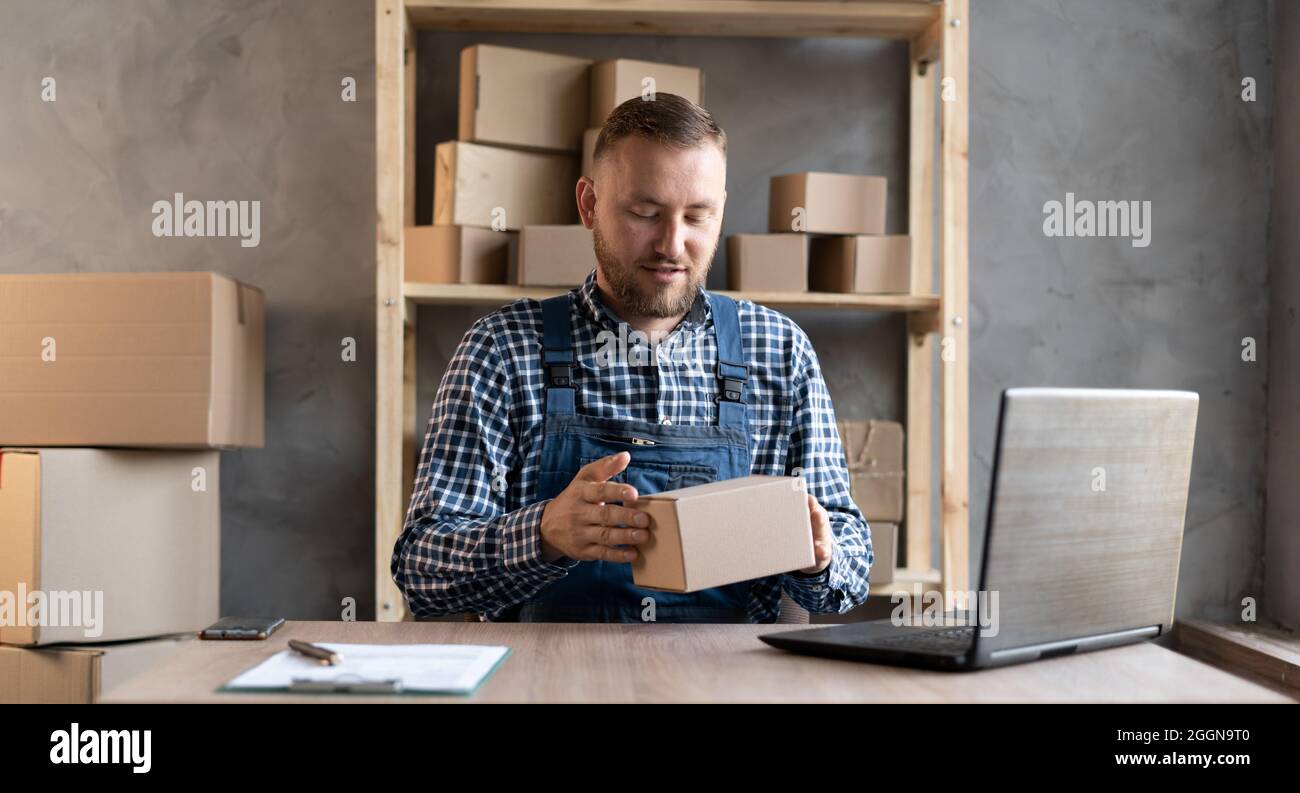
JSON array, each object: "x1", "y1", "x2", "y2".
[{"x1": 100, "y1": 621, "x2": 1295, "y2": 704}]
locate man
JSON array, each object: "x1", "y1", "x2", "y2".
[{"x1": 393, "y1": 93, "x2": 873, "y2": 623}]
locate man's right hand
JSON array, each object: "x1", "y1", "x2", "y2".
[{"x1": 539, "y1": 451, "x2": 651, "y2": 564}]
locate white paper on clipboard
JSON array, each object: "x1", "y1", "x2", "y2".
[{"x1": 223, "y1": 642, "x2": 510, "y2": 695}]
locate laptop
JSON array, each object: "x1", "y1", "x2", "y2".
[{"x1": 759, "y1": 387, "x2": 1200, "y2": 671}]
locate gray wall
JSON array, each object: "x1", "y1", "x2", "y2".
[
  {"x1": 1267, "y1": 0, "x2": 1298, "y2": 631},
  {"x1": 973, "y1": 0, "x2": 1273, "y2": 624},
  {"x1": 0, "y1": 0, "x2": 377, "y2": 620},
  {"x1": 0, "y1": 0, "x2": 1283, "y2": 625}
]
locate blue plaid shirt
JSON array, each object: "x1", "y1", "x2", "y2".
[{"x1": 392, "y1": 269, "x2": 874, "y2": 622}]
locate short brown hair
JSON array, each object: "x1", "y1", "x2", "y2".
[{"x1": 592, "y1": 93, "x2": 727, "y2": 165}]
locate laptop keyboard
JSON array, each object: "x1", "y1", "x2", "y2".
[{"x1": 856, "y1": 625, "x2": 977, "y2": 654}]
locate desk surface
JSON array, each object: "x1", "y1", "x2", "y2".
[{"x1": 101, "y1": 621, "x2": 1295, "y2": 704}]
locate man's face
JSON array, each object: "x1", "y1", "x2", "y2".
[{"x1": 579, "y1": 136, "x2": 726, "y2": 319}]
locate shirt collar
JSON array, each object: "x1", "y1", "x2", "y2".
[{"x1": 575, "y1": 268, "x2": 711, "y2": 334}]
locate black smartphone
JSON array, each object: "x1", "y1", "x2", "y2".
[{"x1": 200, "y1": 616, "x2": 286, "y2": 640}]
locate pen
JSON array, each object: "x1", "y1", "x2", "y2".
[{"x1": 288, "y1": 639, "x2": 342, "y2": 666}]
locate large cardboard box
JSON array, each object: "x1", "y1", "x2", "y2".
[
  {"x1": 459, "y1": 44, "x2": 591, "y2": 152},
  {"x1": 768, "y1": 172, "x2": 887, "y2": 235},
  {"x1": 810, "y1": 235, "x2": 910, "y2": 294},
  {"x1": 435, "y1": 141, "x2": 579, "y2": 231},
  {"x1": 581, "y1": 127, "x2": 600, "y2": 178},
  {"x1": 633, "y1": 475, "x2": 815, "y2": 592},
  {"x1": 0, "y1": 635, "x2": 190, "y2": 703},
  {"x1": 726, "y1": 234, "x2": 809, "y2": 292},
  {"x1": 0, "y1": 448, "x2": 220, "y2": 646},
  {"x1": 590, "y1": 58, "x2": 705, "y2": 126},
  {"x1": 0, "y1": 272, "x2": 264, "y2": 448},
  {"x1": 837, "y1": 419, "x2": 904, "y2": 523},
  {"x1": 404, "y1": 225, "x2": 512, "y2": 285},
  {"x1": 515, "y1": 225, "x2": 598, "y2": 287}
]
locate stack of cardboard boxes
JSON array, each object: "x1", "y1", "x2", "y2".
[
  {"x1": 836, "y1": 419, "x2": 904, "y2": 586},
  {"x1": 406, "y1": 45, "x2": 705, "y2": 288},
  {"x1": 0, "y1": 271, "x2": 264, "y2": 702},
  {"x1": 728, "y1": 171, "x2": 911, "y2": 294}
]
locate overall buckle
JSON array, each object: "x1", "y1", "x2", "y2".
[
  {"x1": 548, "y1": 364, "x2": 572, "y2": 388},
  {"x1": 719, "y1": 376, "x2": 744, "y2": 402}
]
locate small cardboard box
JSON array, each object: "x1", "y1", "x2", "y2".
[
  {"x1": 581, "y1": 127, "x2": 600, "y2": 178},
  {"x1": 590, "y1": 59, "x2": 705, "y2": 126},
  {"x1": 0, "y1": 448, "x2": 220, "y2": 646},
  {"x1": 837, "y1": 419, "x2": 904, "y2": 523},
  {"x1": 633, "y1": 475, "x2": 815, "y2": 592},
  {"x1": 768, "y1": 172, "x2": 887, "y2": 235},
  {"x1": 459, "y1": 44, "x2": 591, "y2": 152},
  {"x1": 404, "y1": 225, "x2": 512, "y2": 284},
  {"x1": 727, "y1": 234, "x2": 809, "y2": 291},
  {"x1": 515, "y1": 225, "x2": 598, "y2": 287},
  {"x1": 810, "y1": 235, "x2": 911, "y2": 294},
  {"x1": 434, "y1": 141, "x2": 579, "y2": 230},
  {"x1": 0, "y1": 272, "x2": 264, "y2": 448},
  {"x1": 0, "y1": 634, "x2": 190, "y2": 704}
]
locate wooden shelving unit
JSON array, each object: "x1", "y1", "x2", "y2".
[{"x1": 375, "y1": 0, "x2": 969, "y2": 620}]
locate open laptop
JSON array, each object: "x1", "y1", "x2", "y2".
[{"x1": 759, "y1": 387, "x2": 1199, "y2": 671}]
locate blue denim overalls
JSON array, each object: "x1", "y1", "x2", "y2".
[{"x1": 514, "y1": 291, "x2": 756, "y2": 622}]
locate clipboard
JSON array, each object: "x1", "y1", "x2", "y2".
[{"x1": 219, "y1": 642, "x2": 512, "y2": 696}]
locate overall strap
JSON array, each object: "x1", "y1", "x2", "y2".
[
  {"x1": 706, "y1": 292, "x2": 749, "y2": 430},
  {"x1": 541, "y1": 294, "x2": 575, "y2": 415}
]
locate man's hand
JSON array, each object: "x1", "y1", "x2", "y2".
[
  {"x1": 797, "y1": 493, "x2": 835, "y2": 575},
  {"x1": 539, "y1": 451, "x2": 651, "y2": 564}
]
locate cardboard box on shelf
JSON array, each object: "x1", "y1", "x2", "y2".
[
  {"x1": 0, "y1": 272, "x2": 264, "y2": 448},
  {"x1": 768, "y1": 172, "x2": 887, "y2": 235},
  {"x1": 866, "y1": 521, "x2": 897, "y2": 586},
  {"x1": 726, "y1": 233, "x2": 809, "y2": 292},
  {"x1": 0, "y1": 634, "x2": 191, "y2": 704},
  {"x1": 581, "y1": 128, "x2": 600, "y2": 178},
  {"x1": 459, "y1": 44, "x2": 591, "y2": 152},
  {"x1": 810, "y1": 235, "x2": 911, "y2": 294},
  {"x1": 434, "y1": 141, "x2": 579, "y2": 231},
  {"x1": 514, "y1": 225, "x2": 598, "y2": 287},
  {"x1": 0, "y1": 448, "x2": 220, "y2": 646},
  {"x1": 590, "y1": 59, "x2": 705, "y2": 127},
  {"x1": 837, "y1": 419, "x2": 904, "y2": 523},
  {"x1": 633, "y1": 475, "x2": 815, "y2": 593},
  {"x1": 404, "y1": 225, "x2": 512, "y2": 285}
]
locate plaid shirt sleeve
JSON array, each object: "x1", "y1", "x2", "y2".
[
  {"x1": 778, "y1": 334, "x2": 874, "y2": 614},
  {"x1": 390, "y1": 316, "x2": 577, "y2": 619}
]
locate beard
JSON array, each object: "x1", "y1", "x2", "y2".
[{"x1": 592, "y1": 219, "x2": 712, "y2": 319}]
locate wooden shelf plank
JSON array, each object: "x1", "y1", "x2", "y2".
[
  {"x1": 403, "y1": 282, "x2": 941, "y2": 312},
  {"x1": 376, "y1": 0, "x2": 409, "y2": 622},
  {"x1": 1174, "y1": 619, "x2": 1300, "y2": 699},
  {"x1": 404, "y1": 0, "x2": 940, "y2": 39},
  {"x1": 868, "y1": 567, "x2": 942, "y2": 598}
]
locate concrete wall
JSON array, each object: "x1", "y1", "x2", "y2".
[
  {"x1": 0, "y1": 0, "x2": 1280, "y2": 623},
  {"x1": 971, "y1": 0, "x2": 1273, "y2": 624},
  {"x1": 1267, "y1": 1, "x2": 1298, "y2": 631},
  {"x1": 0, "y1": 0, "x2": 377, "y2": 620}
]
